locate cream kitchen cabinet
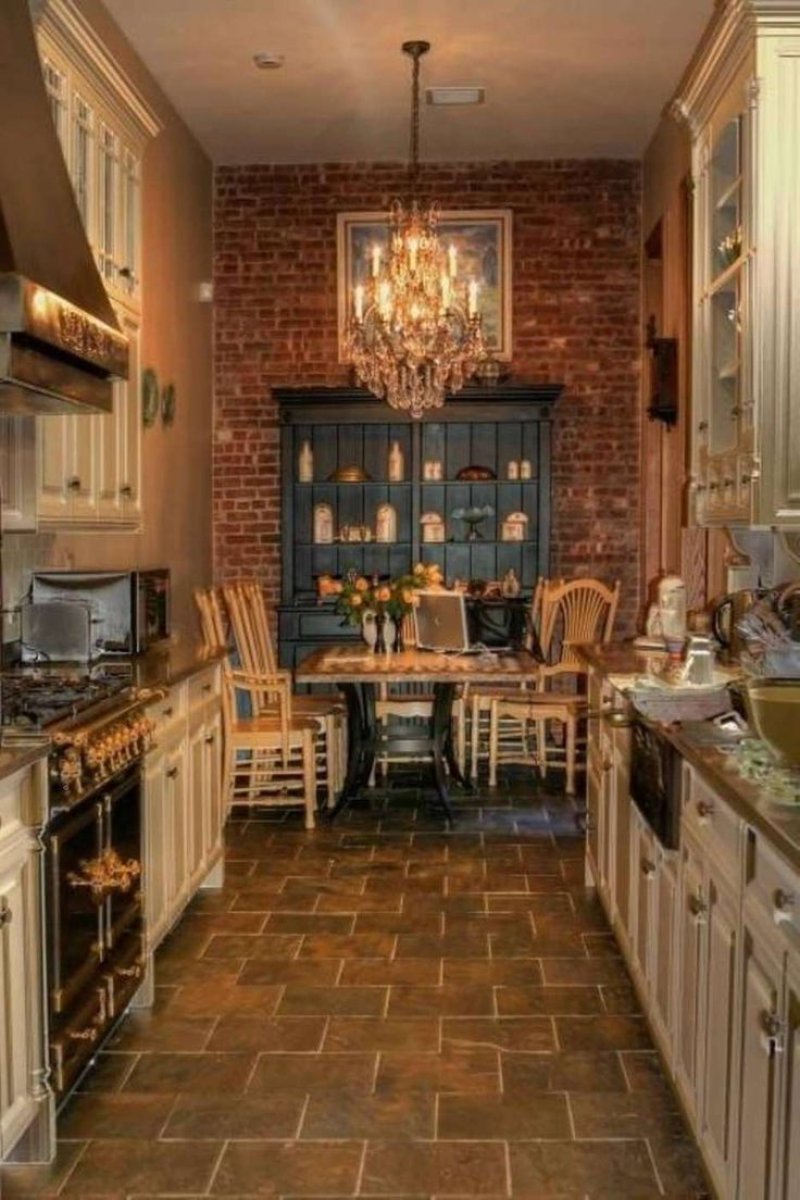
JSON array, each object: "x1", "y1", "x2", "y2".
[
  {"x1": 0, "y1": 759, "x2": 53, "y2": 1165},
  {"x1": 677, "y1": 0, "x2": 800, "y2": 527},
  {"x1": 0, "y1": 417, "x2": 37, "y2": 533},
  {"x1": 142, "y1": 665, "x2": 224, "y2": 962},
  {"x1": 36, "y1": 313, "x2": 141, "y2": 529}
]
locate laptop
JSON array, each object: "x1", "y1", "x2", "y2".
[{"x1": 413, "y1": 590, "x2": 480, "y2": 653}]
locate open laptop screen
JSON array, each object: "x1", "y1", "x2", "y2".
[{"x1": 413, "y1": 591, "x2": 471, "y2": 652}]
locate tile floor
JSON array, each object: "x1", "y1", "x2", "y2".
[{"x1": 1, "y1": 775, "x2": 711, "y2": 1199}]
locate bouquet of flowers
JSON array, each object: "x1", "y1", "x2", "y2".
[{"x1": 335, "y1": 562, "x2": 444, "y2": 626}]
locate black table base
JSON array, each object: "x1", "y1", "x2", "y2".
[{"x1": 328, "y1": 682, "x2": 473, "y2": 824}]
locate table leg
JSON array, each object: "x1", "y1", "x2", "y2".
[
  {"x1": 326, "y1": 683, "x2": 377, "y2": 820},
  {"x1": 430, "y1": 684, "x2": 456, "y2": 825}
]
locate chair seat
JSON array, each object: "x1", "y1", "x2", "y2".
[
  {"x1": 293, "y1": 695, "x2": 346, "y2": 716},
  {"x1": 230, "y1": 715, "x2": 319, "y2": 740}
]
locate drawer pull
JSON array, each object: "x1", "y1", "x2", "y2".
[
  {"x1": 204, "y1": 734, "x2": 216, "y2": 745},
  {"x1": 696, "y1": 800, "x2": 714, "y2": 822},
  {"x1": 688, "y1": 893, "x2": 707, "y2": 923},
  {"x1": 202, "y1": 682, "x2": 212, "y2": 693},
  {"x1": 67, "y1": 475, "x2": 81, "y2": 491},
  {"x1": 68, "y1": 1025, "x2": 99, "y2": 1043},
  {"x1": 0, "y1": 899, "x2": 11, "y2": 927},
  {"x1": 116, "y1": 962, "x2": 143, "y2": 980},
  {"x1": 760, "y1": 1010, "x2": 785, "y2": 1057},
  {"x1": 773, "y1": 889, "x2": 796, "y2": 924},
  {"x1": 641, "y1": 859, "x2": 656, "y2": 880},
  {"x1": 162, "y1": 706, "x2": 174, "y2": 718},
  {"x1": 601, "y1": 757, "x2": 613, "y2": 773},
  {"x1": 166, "y1": 766, "x2": 179, "y2": 779}
]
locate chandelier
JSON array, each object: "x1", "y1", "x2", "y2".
[{"x1": 343, "y1": 40, "x2": 486, "y2": 418}]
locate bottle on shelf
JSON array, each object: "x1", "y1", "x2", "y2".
[
  {"x1": 388, "y1": 440, "x2": 405, "y2": 482},
  {"x1": 298, "y1": 440, "x2": 314, "y2": 482}
]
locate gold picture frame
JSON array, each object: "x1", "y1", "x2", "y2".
[{"x1": 336, "y1": 209, "x2": 513, "y2": 362}]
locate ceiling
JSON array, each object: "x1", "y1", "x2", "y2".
[{"x1": 102, "y1": 0, "x2": 714, "y2": 165}]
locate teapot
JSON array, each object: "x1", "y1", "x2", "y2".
[{"x1": 711, "y1": 588, "x2": 766, "y2": 656}]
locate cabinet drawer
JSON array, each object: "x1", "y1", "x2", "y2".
[
  {"x1": 747, "y1": 830, "x2": 800, "y2": 942},
  {"x1": 187, "y1": 665, "x2": 220, "y2": 711},
  {"x1": 683, "y1": 771, "x2": 742, "y2": 881},
  {"x1": 148, "y1": 683, "x2": 186, "y2": 737}
]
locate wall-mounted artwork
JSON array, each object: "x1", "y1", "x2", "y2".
[{"x1": 337, "y1": 209, "x2": 512, "y2": 361}]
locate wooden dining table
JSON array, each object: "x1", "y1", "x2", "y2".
[{"x1": 295, "y1": 645, "x2": 540, "y2": 823}]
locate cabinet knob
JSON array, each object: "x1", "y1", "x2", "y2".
[
  {"x1": 730, "y1": 406, "x2": 741, "y2": 418},
  {"x1": 741, "y1": 474, "x2": 752, "y2": 485},
  {"x1": 601, "y1": 757, "x2": 613, "y2": 773},
  {"x1": 166, "y1": 765, "x2": 179, "y2": 779},
  {"x1": 698, "y1": 421, "x2": 708, "y2": 432},
  {"x1": 119, "y1": 484, "x2": 133, "y2": 498},
  {"x1": 67, "y1": 476, "x2": 81, "y2": 491},
  {"x1": 760, "y1": 1010, "x2": 785, "y2": 1057},
  {"x1": 204, "y1": 734, "x2": 216, "y2": 745},
  {"x1": 688, "y1": 893, "x2": 707, "y2": 923},
  {"x1": 641, "y1": 858, "x2": 656, "y2": 880},
  {"x1": 696, "y1": 800, "x2": 714, "y2": 822},
  {"x1": 773, "y1": 889, "x2": 796, "y2": 924},
  {"x1": 162, "y1": 706, "x2": 174, "y2": 718},
  {"x1": 202, "y1": 683, "x2": 212, "y2": 693},
  {"x1": 0, "y1": 899, "x2": 11, "y2": 927}
]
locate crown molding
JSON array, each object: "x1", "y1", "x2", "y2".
[{"x1": 36, "y1": 0, "x2": 161, "y2": 144}]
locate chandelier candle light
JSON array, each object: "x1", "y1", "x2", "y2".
[{"x1": 344, "y1": 41, "x2": 486, "y2": 418}]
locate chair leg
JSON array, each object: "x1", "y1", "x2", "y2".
[
  {"x1": 325, "y1": 715, "x2": 337, "y2": 807},
  {"x1": 565, "y1": 716, "x2": 576, "y2": 796},
  {"x1": 454, "y1": 701, "x2": 466, "y2": 776},
  {"x1": 470, "y1": 696, "x2": 481, "y2": 780},
  {"x1": 488, "y1": 702, "x2": 499, "y2": 789},
  {"x1": 536, "y1": 718, "x2": 547, "y2": 778},
  {"x1": 302, "y1": 730, "x2": 316, "y2": 830}
]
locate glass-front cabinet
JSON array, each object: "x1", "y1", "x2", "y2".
[
  {"x1": 681, "y1": 2, "x2": 800, "y2": 528},
  {"x1": 276, "y1": 385, "x2": 559, "y2": 671}
]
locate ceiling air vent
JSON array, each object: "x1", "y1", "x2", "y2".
[{"x1": 426, "y1": 87, "x2": 485, "y2": 106}]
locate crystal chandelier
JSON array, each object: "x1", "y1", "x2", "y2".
[{"x1": 344, "y1": 41, "x2": 486, "y2": 419}]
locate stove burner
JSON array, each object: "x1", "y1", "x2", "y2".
[{"x1": 1, "y1": 669, "x2": 131, "y2": 730}]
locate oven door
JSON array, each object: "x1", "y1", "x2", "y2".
[
  {"x1": 629, "y1": 717, "x2": 682, "y2": 851},
  {"x1": 47, "y1": 798, "x2": 105, "y2": 1016}
]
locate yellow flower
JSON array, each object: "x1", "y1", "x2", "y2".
[
  {"x1": 377, "y1": 585, "x2": 391, "y2": 602},
  {"x1": 349, "y1": 593, "x2": 362, "y2": 607},
  {"x1": 355, "y1": 577, "x2": 369, "y2": 592}
]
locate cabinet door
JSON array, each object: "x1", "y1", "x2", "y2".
[
  {"x1": 37, "y1": 414, "x2": 70, "y2": 520},
  {"x1": 675, "y1": 838, "x2": 706, "y2": 1120},
  {"x1": 0, "y1": 851, "x2": 32, "y2": 1152},
  {"x1": 143, "y1": 750, "x2": 168, "y2": 951},
  {"x1": 612, "y1": 734, "x2": 632, "y2": 941},
  {"x1": 633, "y1": 812, "x2": 657, "y2": 987},
  {"x1": 652, "y1": 849, "x2": 678, "y2": 1051},
  {"x1": 778, "y1": 973, "x2": 800, "y2": 1200},
  {"x1": 118, "y1": 315, "x2": 141, "y2": 523},
  {"x1": 164, "y1": 741, "x2": 189, "y2": 918},
  {"x1": 202, "y1": 707, "x2": 223, "y2": 863},
  {"x1": 67, "y1": 416, "x2": 96, "y2": 522},
  {"x1": 737, "y1": 923, "x2": 783, "y2": 1200},
  {"x1": 187, "y1": 715, "x2": 207, "y2": 886},
  {"x1": 95, "y1": 406, "x2": 122, "y2": 522},
  {"x1": 585, "y1": 758, "x2": 601, "y2": 886},
  {"x1": 0, "y1": 416, "x2": 37, "y2": 532},
  {"x1": 700, "y1": 869, "x2": 740, "y2": 1196}
]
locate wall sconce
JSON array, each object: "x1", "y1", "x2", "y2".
[{"x1": 646, "y1": 315, "x2": 679, "y2": 427}]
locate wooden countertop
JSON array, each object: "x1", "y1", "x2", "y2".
[{"x1": 579, "y1": 641, "x2": 800, "y2": 873}]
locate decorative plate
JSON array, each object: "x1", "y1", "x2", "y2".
[
  {"x1": 327, "y1": 465, "x2": 371, "y2": 482},
  {"x1": 161, "y1": 382, "x2": 176, "y2": 426},
  {"x1": 142, "y1": 368, "x2": 160, "y2": 427},
  {"x1": 456, "y1": 464, "x2": 496, "y2": 481}
]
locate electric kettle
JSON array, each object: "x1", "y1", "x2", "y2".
[{"x1": 711, "y1": 588, "x2": 765, "y2": 657}]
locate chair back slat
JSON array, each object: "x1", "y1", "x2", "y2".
[{"x1": 540, "y1": 577, "x2": 620, "y2": 670}]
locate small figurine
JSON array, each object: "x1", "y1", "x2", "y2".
[
  {"x1": 313, "y1": 502, "x2": 334, "y2": 544},
  {"x1": 500, "y1": 568, "x2": 521, "y2": 598},
  {"x1": 376, "y1": 503, "x2": 397, "y2": 543}
]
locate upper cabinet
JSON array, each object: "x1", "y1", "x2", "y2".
[{"x1": 677, "y1": 0, "x2": 800, "y2": 528}]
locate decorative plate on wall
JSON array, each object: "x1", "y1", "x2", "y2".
[
  {"x1": 161, "y1": 382, "x2": 176, "y2": 426},
  {"x1": 142, "y1": 368, "x2": 160, "y2": 427}
]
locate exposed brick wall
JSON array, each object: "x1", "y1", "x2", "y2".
[{"x1": 213, "y1": 160, "x2": 642, "y2": 634}]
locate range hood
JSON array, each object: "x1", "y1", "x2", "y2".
[{"x1": 0, "y1": 0, "x2": 128, "y2": 415}]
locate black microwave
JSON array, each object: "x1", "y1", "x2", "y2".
[{"x1": 30, "y1": 569, "x2": 170, "y2": 657}]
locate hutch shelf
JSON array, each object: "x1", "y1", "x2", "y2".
[{"x1": 275, "y1": 384, "x2": 561, "y2": 672}]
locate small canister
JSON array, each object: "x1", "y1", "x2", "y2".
[
  {"x1": 507, "y1": 460, "x2": 519, "y2": 480},
  {"x1": 519, "y1": 459, "x2": 532, "y2": 479}
]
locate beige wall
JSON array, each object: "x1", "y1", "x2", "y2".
[{"x1": 2, "y1": 0, "x2": 214, "y2": 642}]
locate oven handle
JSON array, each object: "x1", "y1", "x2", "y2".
[{"x1": 67, "y1": 849, "x2": 141, "y2": 900}]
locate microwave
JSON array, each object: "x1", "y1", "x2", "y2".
[{"x1": 28, "y1": 570, "x2": 170, "y2": 659}]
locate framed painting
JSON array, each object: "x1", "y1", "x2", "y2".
[{"x1": 336, "y1": 208, "x2": 513, "y2": 361}]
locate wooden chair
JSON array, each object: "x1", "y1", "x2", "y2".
[
  {"x1": 222, "y1": 581, "x2": 345, "y2": 806},
  {"x1": 194, "y1": 587, "x2": 318, "y2": 828},
  {"x1": 487, "y1": 577, "x2": 620, "y2": 794},
  {"x1": 468, "y1": 578, "x2": 545, "y2": 779}
]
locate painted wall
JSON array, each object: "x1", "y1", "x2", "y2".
[
  {"x1": 213, "y1": 160, "x2": 643, "y2": 635},
  {"x1": 2, "y1": 0, "x2": 214, "y2": 641}
]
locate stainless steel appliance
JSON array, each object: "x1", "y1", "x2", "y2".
[
  {"x1": 30, "y1": 570, "x2": 171, "y2": 658},
  {"x1": 0, "y1": 0, "x2": 128, "y2": 415},
  {"x1": 3, "y1": 670, "x2": 161, "y2": 1099},
  {"x1": 21, "y1": 599, "x2": 93, "y2": 663}
]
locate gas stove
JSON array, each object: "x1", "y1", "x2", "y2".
[{"x1": 1, "y1": 668, "x2": 163, "y2": 810}]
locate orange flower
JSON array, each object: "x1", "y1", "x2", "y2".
[
  {"x1": 377, "y1": 585, "x2": 391, "y2": 602},
  {"x1": 355, "y1": 577, "x2": 369, "y2": 592}
]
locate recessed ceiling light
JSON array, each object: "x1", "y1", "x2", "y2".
[
  {"x1": 253, "y1": 52, "x2": 285, "y2": 70},
  {"x1": 426, "y1": 87, "x2": 485, "y2": 106}
]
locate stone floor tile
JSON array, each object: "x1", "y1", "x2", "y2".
[
  {"x1": 495, "y1": 985, "x2": 602, "y2": 1016},
  {"x1": 438, "y1": 1091, "x2": 571, "y2": 1139},
  {"x1": 509, "y1": 1139, "x2": 659, "y2": 1195},
  {"x1": 353, "y1": 912, "x2": 444, "y2": 934},
  {"x1": 0, "y1": 1143, "x2": 87, "y2": 1199},
  {"x1": 73, "y1": 1051, "x2": 138, "y2": 1093},
  {"x1": 442, "y1": 1016, "x2": 556, "y2": 1052},
  {"x1": 155, "y1": 956, "x2": 246, "y2": 987},
  {"x1": 540, "y1": 958, "x2": 632, "y2": 986},
  {"x1": 207, "y1": 1015, "x2": 327, "y2": 1052},
  {"x1": 108, "y1": 1012, "x2": 216, "y2": 1052},
  {"x1": 441, "y1": 958, "x2": 543, "y2": 986},
  {"x1": 362, "y1": 1139, "x2": 507, "y2": 1195},
  {"x1": 57, "y1": 1092, "x2": 175, "y2": 1140},
  {"x1": 322, "y1": 1016, "x2": 439, "y2": 1051},
  {"x1": 278, "y1": 985, "x2": 387, "y2": 1016},
  {"x1": 555, "y1": 1014, "x2": 653, "y2": 1052},
  {"x1": 388, "y1": 985, "x2": 495, "y2": 1017},
  {"x1": 569, "y1": 1091, "x2": 682, "y2": 1138},
  {"x1": 202, "y1": 933, "x2": 304, "y2": 959},
  {"x1": 248, "y1": 1051, "x2": 377, "y2": 1094},
  {"x1": 300, "y1": 1090, "x2": 435, "y2": 1139},
  {"x1": 121, "y1": 1051, "x2": 255, "y2": 1093},
  {"x1": 265, "y1": 913, "x2": 355, "y2": 933},
  {"x1": 178, "y1": 910, "x2": 267, "y2": 934},
  {"x1": 164, "y1": 982, "x2": 283, "y2": 1018},
  {"x1": 236, "y1": 957, "x2": 342, "y2": 986},
  {"x1": 211, "y1": 1139, "x2": 363, "y2": 1197},
  {"x1": 395, "y1": 934, "x2": 490, "y2": 959},
  {"x1": 375, "y1": 1046, "x2": 500, "y2": 1094},
  {"x1": 599, "y1": 983, "x2": 641, "y2": 1014},
  {"x1": 59, "y1": 1139, "x2": 222, "y2": 1198},
  {"x1": 297, "y1": 932, "x2": 396, "y2": 958},
  {"x1": 340, "y1": 957, "x2": 442, "y2": 986},
  {"x1": 501, "y1": 1050, "x2": 629, "y2": 1094},
  {"x1": 315, "y1": 893, "x2": 402, "y2": 913},
  {"x1": 162, "y1": 1092, "x2": 306, "y2": 1139}
]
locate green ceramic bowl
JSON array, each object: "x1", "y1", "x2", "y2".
[{"x1": 742, "y1": 679, "x2": 800, "y2": 767}]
